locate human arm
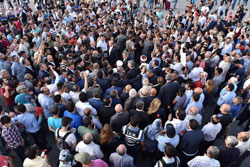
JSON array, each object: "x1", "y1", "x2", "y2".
[{"x1": 2, "y1": 86, "x2": 10, "y2": 98}]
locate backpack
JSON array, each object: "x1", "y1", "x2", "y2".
[
  {"x1": 157, "y1": 157, "x2": 178, "y2": 167},
  {"x1": 56, "y1": 128, "x2": 71, "y2": 150}
]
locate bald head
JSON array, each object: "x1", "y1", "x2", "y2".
[
  {"x1": 117, "y1": 144, "x2": 127, "y2": 155},
  {"x1": 115, "y1": 104, "x2": 123, "y2": 113},
  {"x1": 150, "y1": 88, "x2": 157, "y2": 96},
  {"x1": 125, "y1": 84, "x2": 132, "y2": 93},
  {"x1": 194, "y1": 87, "x2": 203, "y2": 94},
  {"x1": 220, "y1": 104, "x2": 231, "y2": 114},
  {"x1": 237, "y1": 131, "x2": 249, "y2": 142},
  {"x1": 189, "y1": 106, "x2": 199, "y2": 115},
  {"x1": 83, "y1": 133, "x2": 93, "y2": 144},
  {"x1": 141, "y1": 87, "x2": 149, "y2": 97}
]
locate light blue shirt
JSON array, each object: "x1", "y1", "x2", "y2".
[
  {"x1": 155, "y1": 134, "x2": 180, "y2": 152},
  {"x1": 12, "y1": 112, "x2": 42, "y2": 133},
  {"x1": 11, "y1": 62, "x2": 25, "y2": 82},
  {"x1": 38, "y1": 94, "x2": 55, "y2": 119},
  {"x1": 185, "y1": 101, "x2": 203, "y2": 114},
  {"x1": 217, "y1": 91, "x2": 236, "y2": 106},
  {"x1": 48, "y1": 117, "x2": 62, "y2": 131},
  {"x1": 219, "y1": 84, "x2": 237, "y2": 96}
]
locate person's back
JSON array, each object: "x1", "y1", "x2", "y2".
[
  {"x1": 218, "y1": 136, "x2": 240, "y2": 167},
  {"x1": 180, "y1": 120, "x2": 204, "y2": 155},
  {"x1": 109, "y1": 144, "x2": 134, "y2": 167},
  {"x1": 110, "y1": 111, "x2": 130, "y2": 133}
]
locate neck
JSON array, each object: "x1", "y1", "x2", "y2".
[{"x1": 53, "y1": 115, "x2": 59, "y2": 118}]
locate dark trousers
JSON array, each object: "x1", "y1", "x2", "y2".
[
  {"x1": 180, "y1": 151, "x2": 195, "y2": 167},
  {"x1": 127, "y1": 147, "x2": 140, "y2": 163},
  {"x1": 198, "y1": 140, "x2": 214, "y2": 155},
  {"x1": 29, "y1": 128, "x2": 46, "y2": 149},
  {"x1": 13, "y1": 145, "x2": 26, "y2": 161}
]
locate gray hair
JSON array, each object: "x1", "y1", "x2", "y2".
[
  {"x1": 116, "y1": 144, "x2": 127, "y2": 156},
  {"x1": 226, "y1": 136, "x2": 238, "y2": 148},
  {"x1": 207, "y1": 146, "x2": 220, "y2": 159},
  {"x1": 129, "y1": 89, "x2": 137, "y2": 98},
  {"x1": 142, "y1": 78, "x2": 149, "y2": 86},
  {"x1": 83, "y1": 133, "x2": 93, "y2": 144},
  {"x1": 128, "y1": 60, "x2": 135, "y2": 68}
]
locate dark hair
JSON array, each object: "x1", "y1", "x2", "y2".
[
  {"x1": 79, "y1": 92, "x2": 88, "y2": 102},
  {"x1": 66, "y1": 101, "x2": 75, "y2": 113},
  {"x1": 189, "y1": 119, "x2": 199, "y2": 130},
  {"x1": 1, "y1": 115, "x2": 11, "y2": 125},
  {"x1": 228, "y1": 84, "x2": 235, "y2": 91},
  {"x1": 130, "y1": 115, "x2": 140, "y2": 127},
  {"x1": 17, "y1": 104, "x2": 26, "y2": 113},
  {"x1": 61, "y1": 117, "x2": 72, "y2": 127},
  {"x1": 103, "y1": 97, "x2": 111, "y2": 106},
  {"x1": 178, "y1": 87, "x2": 186, "y2": 96},
  {"x1": 177, "y1": 108, "x2": 186, "y2": 120},
  {"x1": 164, "y1": 143, "x2": 176, "y2": 158},
  {"x1": 57, "y1": 82, "x2": 64, "y2": 90},
  {"x1": 97, "y1": 71, "x2": 103, "y2": 78},
  {"x1": 111, "y1": 78, "x2": 119, "y2": 86},
  {"x1": 216, "y1": 68, "x2": 223, "y2": 75},
  {"x1": 234, "y1": 59, "x2": 241, "y2": 65},
  {"x1": 186, "y1": 81, "x2": 195, "y2": 89},
  {"x1": 192, "y1": 93, "x2": 200, "y2": 102},
  {"x1": 51, "y1": 106, "x2": 59, "y2": 115},
  {"x1": 53, "y1": 94, "x2": 62, "y2": 103},
  {"x1": 25, "y1": 145, "x2": 38, "y2": 159},
  {"x1": 135, "y1": 101, "x2": 144, "y2": 110},
  {"x1": 83, "y1": 116, "x2": 92, "y2": 127}
]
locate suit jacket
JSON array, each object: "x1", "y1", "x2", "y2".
[
  {"x1": 159, "y1": 81, "x2": 179, "y2": 109},
  {"x1": 96, "y1": 77, "x2": 110, "y2": 92},
  {"x1": 141, "y1": 40, "x2": 154, "y2": 59},
  {"x1": 97, "y1": 106, "x2": 116, "y2": 125},
  {"x1": 25, "y1": 66, "x2": 36, "y2": 79},
  {"x1": 129, "y1": 109, "x2": 150, "y2": 129},
  {"x1": 88, "y1": 98, "x2": 104, "y2": 110},
  {"x1": 39, "y1": 70, "x2": 50, "y2": 80},
  {"x1": 108, "y1": 46, "x2": 120, "y2": 66},
  {"x1": 126, "y1": 68, "x2": 140, "y2": 80}
]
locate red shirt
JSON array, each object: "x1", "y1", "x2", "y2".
[
  {"x1": 194, "y1": 80, "x2": 203, "y2": 89},
  {"x1": 0, "y1": 156, "x2": 8, "y2": 167},
  {"x1": 1, "y1": 86, "x2": 15, "y2": 106}
]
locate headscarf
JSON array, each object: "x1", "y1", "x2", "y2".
[{"x1": 145, "y1": 119, "x2": 163, "y2": 141}]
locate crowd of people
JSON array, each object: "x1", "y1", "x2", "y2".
[{"x1": 0, "y1": 0, "x2": 250, "y2": 166}]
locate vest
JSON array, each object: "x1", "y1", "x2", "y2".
[{"x1": 122, "y1": 125, "x2": 143, "y2": 148}]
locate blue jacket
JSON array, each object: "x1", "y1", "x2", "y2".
[
  {"x1": 88, "y1": 98, "x2": 104, "y2": 110},
  {"x1": 180, "y1": 129, "x2": 204, "y2": 155},
  {"x1": 104, "y1": 86, "x2": 122, "y2": 97}
]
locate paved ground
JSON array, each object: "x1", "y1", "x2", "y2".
[{"x1": 2, "y1": 0, "x2": 250, "y2": 166}]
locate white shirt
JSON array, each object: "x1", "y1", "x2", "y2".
[
  {"x1": 55, "y1": 129, "x2": 77, "y2": 148},
  {"x1": 75, "y1": 101, "x2": 97, "y2": 117},
  {"x1": 219, "y1": 60, "x2": 230, "y2": 82},
  {"x1": 188, "y1": 67, "x2": 204, "y2": 82},
  {"x1": 236, "y1": 140, "x2": 250, "y2": 156},
  {"x1": 97, "y1": 40, "x2": 108, "y2": 52},
  {"x1": 55, "y1": 92, "x2": 71, "y2": 104},
  {"x1": 75, "y1": 141, "x2": 104, "y2": 159},
  {"x1": 202, "y1": 122, "x2": 222, "y2": 141},
  {"x1": 219, "y1": 42, "x2": 232, "y2": 56},
  {"x1": 188, "y1": 154, "x2": 220, "y2": 167},
  {"x1": 45, "y1": 70, "x2": 59, "y2": 93},
  {"x1": 165, "y1": 119, "x2": 188, "y2": 135}
]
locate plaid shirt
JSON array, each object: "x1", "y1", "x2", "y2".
[{"x1": 2, "y1": 124, "x2": 21, "y2": 149}]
